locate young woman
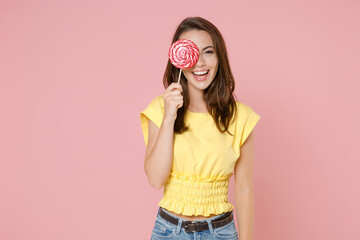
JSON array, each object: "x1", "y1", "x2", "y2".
[{"x1": 140, "y1": 16, "x2": 261, "y2": 240}]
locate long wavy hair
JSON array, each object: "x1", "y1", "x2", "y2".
[{"x1": 163, "y1": 16, "x2": 238, "y2": 135}]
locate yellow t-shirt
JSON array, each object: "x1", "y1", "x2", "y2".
[{"x1": 140, "y1": 94, "x2": 261, "y2": 216}]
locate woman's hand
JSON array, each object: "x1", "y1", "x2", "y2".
[{"x1": 163, "y1": 82, "x2": 183, "y2": 121}]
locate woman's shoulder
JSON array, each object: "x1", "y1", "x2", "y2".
[
  {"x1": 147, "y1": 94, "x2": 164, "y2": 108},
  {"x1": 155, "y1": 94, "x2": 164, "y2": 103},
  {"x1": 234, "y1": 100, "x2": 255, "y2": 115},
  {"x1": 233, "y1": 100, "x2": 261, "y2": 126}
]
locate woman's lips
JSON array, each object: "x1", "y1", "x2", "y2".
[{"x1": 192, "y1": 70, "x2": 209, "y2": 81}]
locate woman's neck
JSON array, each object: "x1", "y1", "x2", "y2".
[{"x1": 188, "y1": 90, "x2": 207, "y2": 112}]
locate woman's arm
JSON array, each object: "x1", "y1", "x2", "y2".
[
  {"x1": 144, "y1": 117, "x2": 175, "y2": 189},
  {"x1": 234, "y1": 130, "x2": 255, "y2": 240}
]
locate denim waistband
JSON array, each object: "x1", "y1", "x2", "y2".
[{"x1": 158, "y1": 206, "x2": 232, "y2": 223}]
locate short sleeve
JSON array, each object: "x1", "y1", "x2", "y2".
[
  {"x1": 139, "y1": 95, "x2": 164, "y2": 147},
  {"x1": 240, "y1": 110, "x2": 261, "y2": 147},
  {"x1": 232, "y1": 101, "x2": 261, "y2": 157}
]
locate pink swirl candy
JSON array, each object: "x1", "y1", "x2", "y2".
[{"x1": 169, "y1": 39, "x2": 199, "y2": 69}]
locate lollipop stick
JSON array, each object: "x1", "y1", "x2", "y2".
[{"x1": 177, "y1": 69, "x2": 182, "y2": 84}]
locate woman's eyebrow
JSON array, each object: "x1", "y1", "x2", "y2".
[{"x1": 201, "y1": 46, "x2": 215, "y2": 51}]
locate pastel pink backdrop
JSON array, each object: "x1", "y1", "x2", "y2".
[{"x1": 0, "y1": 0, "x2": 359, "y2": 239}]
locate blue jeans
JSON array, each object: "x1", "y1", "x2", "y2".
[{"x1": 151, "y1": 207, "x2": 239, "y2": 240}]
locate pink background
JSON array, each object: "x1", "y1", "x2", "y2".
[{"x1": 1, "y1": 0, "x2": 359, "y2": 239}]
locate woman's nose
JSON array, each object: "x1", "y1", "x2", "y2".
[{"x1": 195, "y1": 53, "x2": 205, "y2": 67}]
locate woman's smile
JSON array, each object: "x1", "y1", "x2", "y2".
[{"x1": 192, "y1": 69, "x2": 210, "y2": 81}]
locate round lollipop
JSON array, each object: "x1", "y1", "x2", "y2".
[{"x1": 169, "y1": 39, "x2": 199, "y2": 84}]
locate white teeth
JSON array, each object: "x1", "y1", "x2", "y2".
[{"x1": 193, "y1": 70, "x2": 209, "y2": 75}]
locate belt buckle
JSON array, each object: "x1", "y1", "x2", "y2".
[{"x1": 184, "y1": 221, "x2": 196, "y2": 233}]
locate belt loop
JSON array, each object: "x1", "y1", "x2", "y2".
[
  {"x1": 175, "y1": 218, "x2": 182, "y2": 234},
  {"x1": 206, "y1": 219, "x2": 214, "y2": 234}
]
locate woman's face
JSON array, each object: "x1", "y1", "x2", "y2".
[{"x1": 178, "y1": 29, "x2": 219, "y2": 93}]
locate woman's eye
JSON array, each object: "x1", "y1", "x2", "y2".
[{"x1": 205, "y1": 51, "x2": 214, "y2": 54}]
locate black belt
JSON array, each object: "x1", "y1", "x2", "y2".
[{"x1": 159, "y1": 207, "x2": 233, "y2": 234}]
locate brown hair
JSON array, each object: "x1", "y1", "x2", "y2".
[{"x1": 163, "y1": 16, "x2": 238, "y2": 135}]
